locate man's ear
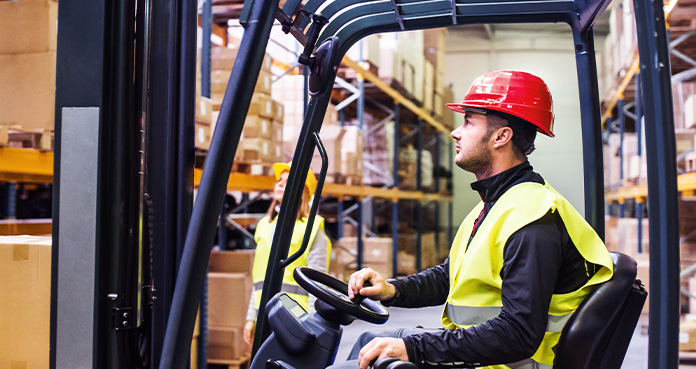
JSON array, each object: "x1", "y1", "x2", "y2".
[{"x1": 492, "y1": 126, "x2": 514, "y2": 148}]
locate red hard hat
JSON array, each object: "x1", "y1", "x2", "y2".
[{"x1": 446, "y1": 70, "x2": 555, "y2": 137}]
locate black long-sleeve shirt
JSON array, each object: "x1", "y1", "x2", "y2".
[{"x1": 385, "y1": 162, "x2": 594, "y2": 368}]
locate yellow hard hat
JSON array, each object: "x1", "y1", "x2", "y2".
[{"x1": 272, "y1": 162, "x2": 318, "y2": 195}]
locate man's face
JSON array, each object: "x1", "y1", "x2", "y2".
[{"x1": 450, "y1": 112, "x2": 493, "y2": 174}]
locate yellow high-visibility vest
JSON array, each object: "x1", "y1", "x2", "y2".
[
  {"x1": 252, "y1": 215, "x2": 330, "y2": 311},
  {"x1": 442, "y1": 182, "x2": 613, "y2": 369}
]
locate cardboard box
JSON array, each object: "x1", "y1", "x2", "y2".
[
  {"x1": 0, "y1": 51, "x2": 56, "y2": 130},
  {"x1": 195, "y1": 122, "x2": 211, "y2": 151},
  {"x1": 242, "y1": 115, "x2": 272, "y2": 140},
  {"x1": 338, "y1": 237, "x2": 392, "y2": 265},
  {"x1": 248, "y1": 93, "x2": 275, "y2": 119},
  {"x1": 273, "y1": 141, "x2": 284, "y2": 162},
  {"x1": 212, "y1": 69, "x2": 272, "y2": 95},
  {"x1": 273, "y1": 100, "x2": 285, "y2": 122},
  {"x1": 195, "y1": 96, "x2": 213, "y2": 124},
  {"x1": 272, "y1": 122, "x2": 284, "y2": 144},
  {"x1": 341, "y1": 126, "x2": 363, "y2": 177},
  {"x1": 210, "y1": 250, "x2": 256, "y2": 274},
  {"x1": 0, "y1": 0, "x2": 58, "y2": 54},
  {"x1": 208, "y1": 272, "x2": 252, "y2": 328},
  {"x1": 256, "y1": 71, "x2": 273, "y2": 95},
  {"x1": 211, "y1": 45, "x2": 240, "y2": 70},
  {"x1": 235, "y1": 138, "x2": 272, "y2": 163},
  {"x1": 680, "y1": 321, "x2": 696, "y2": 352},
  {"x1": 0, "y1": 236, "x2": 51, "y2": 368},
  {"x1": 209, "y1": 327, "x2": 251, "y2": 360}
]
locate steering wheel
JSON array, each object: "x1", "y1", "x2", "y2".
[{"x1": 294, "y1": 267, "x2": 389, "y2": 324}]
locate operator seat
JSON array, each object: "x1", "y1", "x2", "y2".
[
  {"x1": 374, "y1": 252, "x2": 646, "y2": 369},
  {"x1": 553, "y1": 252, "x2": 646, "y2": 369}
]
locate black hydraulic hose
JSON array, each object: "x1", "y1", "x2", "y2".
[{"x1": 158, "y1": 0, "x2": 280, "y2": 366}]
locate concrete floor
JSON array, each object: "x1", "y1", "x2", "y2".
[{"x1": 335, "y1": 306, "x2": 693, "y2": 368}]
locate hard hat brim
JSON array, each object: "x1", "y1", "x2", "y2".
[
  {"x1": 272, "y1": 162, "x2": 318, "y2": 195},
  {"x1": 445, "y1": 102, "x2": 555, "y2": 138}
]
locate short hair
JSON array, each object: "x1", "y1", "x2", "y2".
[{"x1": 487, "y1": 112, "x2": 537, "y2": 156}]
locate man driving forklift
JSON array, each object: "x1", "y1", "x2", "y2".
[{"x1": 329, "y1": 70, "x2": 614, "y2": 369}]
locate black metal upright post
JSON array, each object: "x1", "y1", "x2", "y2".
[
  {"x1": 392, "y1": 103, "x2": 400, "y2": 278},
  {"x1": 434, "y1": 132, "x2": 441, "y2": 259},
  {"x1": 448, "y1": 140, "x2": 454, "y2": 246},
  {"x1": 633, "y1": 1, "x2": 680, "y2": 368},
  {"x1": 571, "y1": 27, "x2": 605, "y2": 234},
  {"x1": 416, "y1": 119, "x2": 423, "y2": 271}
]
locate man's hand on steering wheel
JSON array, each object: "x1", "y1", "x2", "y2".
[
  {"x1": 348, "y1": 268, "x2": 396, "y2": 302},
  {"x1": 358, "y1": 337, "x2": 409, "y2": 369}
]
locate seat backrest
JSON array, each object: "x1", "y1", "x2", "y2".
[{"x1": 553, "y1": 252, "x2": 647, "y2": 369}]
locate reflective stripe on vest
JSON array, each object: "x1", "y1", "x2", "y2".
[
  {"x1": 446, "y1": 304, "x2": 573, "y2": 333},
  {"x1": 253, "y1": 281, "x2": 308, "y2": 297}
]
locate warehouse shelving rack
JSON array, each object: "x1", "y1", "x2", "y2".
[
  {"x1": 47, "y1": 0, "x2": 678, "y2": 368},
  {"x1": 603, "y1": 1, "x2": 696, "y2": 254}
]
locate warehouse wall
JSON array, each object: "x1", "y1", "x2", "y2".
[{"x1": 443, "y1": 27, "x2": 605, "y2": 227}]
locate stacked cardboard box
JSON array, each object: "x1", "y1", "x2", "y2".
[
  {"x1": 207, "y1": 250, "x2": 256, "y2": 362},
  {"x1": 0, "y1": 0, "x2": 58, "y2": 137},
  {"x1": 398, "y1": 145, "x2": 434, "y2": 190},
  {"x1": 0, "y1": 236, "x2": 52, "y2": 368},
  {"x1": 205, "y1": 41, "x2": 285, "y2": 166},
  {"x1": 273, "y1": 75, "x2": 348, "y2": 177},
  {"x1": 335, "y1": 237, "x2": 393, "y2": 278}
]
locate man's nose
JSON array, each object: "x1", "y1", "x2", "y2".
[{"x1": 451, "y1": 126, "x2": 461, "y2": 139}]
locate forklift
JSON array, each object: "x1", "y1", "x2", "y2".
[{"x1": 50, "y1": 0, "x2": 676, "y2": 368}]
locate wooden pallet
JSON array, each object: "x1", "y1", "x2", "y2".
[
  {"x1": 232, "y1": 161, "x2": 273, "y2": 176},
  {"x1": 209, "y1": 354, "x2": 250, "y2": 369},
  {"x1": 0, "y1": 126, "x2": 53, "y2": 152}
]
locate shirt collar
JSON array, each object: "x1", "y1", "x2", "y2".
[{"x1": 470, "y1": 161, "x2": 541, "y2": 203}]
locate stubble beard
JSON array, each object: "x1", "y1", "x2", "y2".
[{"x1": 455, "y1": 136, "x2": 493, "y2": 177}]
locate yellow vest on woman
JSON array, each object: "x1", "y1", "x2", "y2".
[
  {"x1": 442, "y1": 182, "x2": 613, "y2": 369},
  {"x1": 252, "y1": 215, "x2": 330, "y2": 311}
]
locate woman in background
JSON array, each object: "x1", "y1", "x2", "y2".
[{"x1": 243, "y1": 162, "x2": 332, "y2": 345}]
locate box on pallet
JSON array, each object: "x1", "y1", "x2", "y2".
[
  {"x1": 0, "y1": 236, "x2": 51, "y2": 369},
  {"x1": 247, "y1": 93, "x2": 275, "y2": 119},
  {"x1": 423, "y1": 61, "x2": 435, "y2": 113},
  {"x1": 616, "y1": 217, "x2": 650, "y2": 257},
  {"x1": 195, "y1": 96, "x2": 213, "y2": 125},
  {"x1": 195, "y1": 122, "x2": 211, "y2": 151},
  {"x1": 242, "y1": 115, "x2": 273, "y2": 140},
  {"x1": 0, "y1": 0, "x2": 58, "y2": 54},
  {"x1": 236, "y1": 137, "x2": 273, "y2": 163},
  {"x1": 397, "y1": 233, "x2": 438, "y2": 270},
  {"x1": 209, "y1": 327, "x2": 251, "y2": 361},
  {"x1": 338, "y1": 237, "x2": 393, "y2": 277},
  {"x1": 273, "y1": 100, "x2": 285, "y2": 122},
  {"x1": 209, "y1": 272, "x2": 252, "y2": 328},
  {"x1": 211, "y1": 45, "x2": 241, "y2": 70},
  {"x1": 271, "y1": 122, "x2": 284, "y2": 144},
  {"x1": 212, "y1": 69, "x2": 272, "y2": 95},
  {"x1": 0, "y1": 51, "x2": 56, "y2": 131},
  {"x1": 209, "y1": 249, "x2": 255, "y2": 273}
]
